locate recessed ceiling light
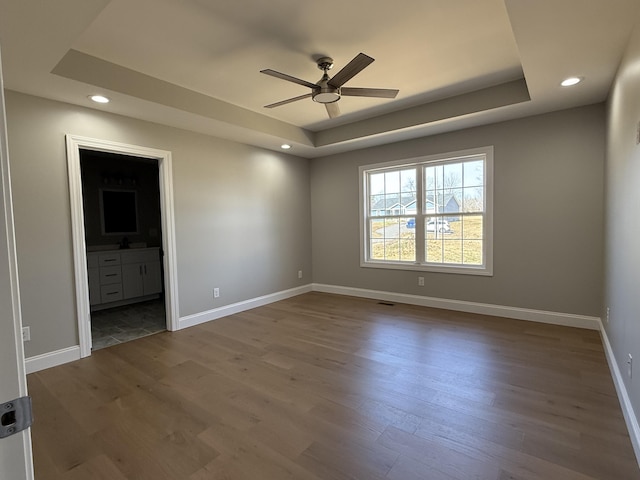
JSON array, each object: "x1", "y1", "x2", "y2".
[
  {"x1": 561, "y1": 77, "x2": 582, "y2": 87},
  {"x1": 89, "y1": 95, "x2": 110, "y2": 104},
  {"x1": 281, "y1": 144, "x2": 291, "y2": 150}
]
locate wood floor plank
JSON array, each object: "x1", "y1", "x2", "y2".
[{"x1": 28, "y1": 292, "x2": 640, "y2": 480}]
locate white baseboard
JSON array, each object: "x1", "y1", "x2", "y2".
[
  {"x1": 25, "y1": 346, "x2": 81, "y2": 374},
  {"x1": 178, "y1": 284, "x2": 312, "y2": 329},
  {"x1": 311, "y1": 283, "x2": 601, "y2": 330},
  {"x1": 600, "y1": 326, "x2": 640, "y2": 467}
]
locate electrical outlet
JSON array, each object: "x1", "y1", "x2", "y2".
[
  {"x1": 213, "y1": 288, "x2": 220, "y2": 298},
  {"x1": 628, "y1": 354, "x2": 633, "y2": 379},
  {"x1": 298, "y1": 270, "x2": 303, "y2": 279},
  {"x1": 22, "y1": 326, "x2": 30, "y2": 342},
  {"x1": 606, "y1": 307, "x2": 610, "y2": 324},
  {"x1": 418, "y1": 276, "x2": 425, "y2": 286}
]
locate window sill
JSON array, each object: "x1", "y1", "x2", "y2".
[{"x1": 361, "y1": 260, "x2": 493, "y2": 276}]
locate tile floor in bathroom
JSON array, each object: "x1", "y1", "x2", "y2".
[{"x1": 91, "y1": 298, "x2": 166, "y2": 351}]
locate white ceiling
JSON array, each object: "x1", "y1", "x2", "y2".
[{"x1": 0, "y1": 0, "x2": 638, "y2": 158}]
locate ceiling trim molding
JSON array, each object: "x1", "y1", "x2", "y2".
[
  {"x1": 315, "y1": 78, "x2": 530, "y2": 146},
  {"x1": 52, "y1": 49, "x2": 315, "y2": 146}
]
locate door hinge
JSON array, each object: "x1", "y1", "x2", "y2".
[{"x1": 0, "y1": 396, "x2": 33, "y2": 439}]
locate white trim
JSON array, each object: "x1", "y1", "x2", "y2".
[
  {"x1": 312, "y1": 283, "x2": 600, "y2": 330},
  {"x1": 600, "y1": 326, "x2": 640, "y2": 468},
  {"x1": 25, "y1": 346, "x2": 81, "y2": 374},
  {"x1": 179, "y1": 285, "x2": 312, "y2": 329},
  {"x1": 66, "y1": 135, "x2": 179, "y2": 358}
]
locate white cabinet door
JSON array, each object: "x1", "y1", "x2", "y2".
[
  {"x1": 122, "y1": 263, "x2": 144, "y2": 299},
  {"x1": 0, "y1": 45, "x2": 34, "y2": 479},
  {"x1": 143, "y1": 260, "x2": 162, "y2": 295},
  {"x1": 121, "y1": 248, "x2": 162, "y2": 298},
  {"x1": 88, "y1": 267, "x2": 100, "y2": 306}
]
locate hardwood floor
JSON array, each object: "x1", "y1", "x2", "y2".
[{"x1": 28, "y1": 292, "x2": 639, "y2": 479}]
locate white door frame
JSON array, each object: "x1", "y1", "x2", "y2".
[
  {"x1": 0, "y1": 45, "x2": 34, "y2": 478},
  {"x1": 66, "y1": 135, "x2": 179, "y2": 357}
]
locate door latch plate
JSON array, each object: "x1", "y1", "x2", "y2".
[{"x1": 0, "y1": 396, "x2": 33, "y2": 439}]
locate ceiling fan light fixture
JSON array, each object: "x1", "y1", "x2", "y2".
[{"x1": 312, "y1": 91, "x2": 340, "y2": 104}]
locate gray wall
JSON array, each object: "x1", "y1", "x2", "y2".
[
  {"x1": 6, "y1": 91, "x2": 312, "y2": 358},
  {"x1": 311, "y1": 104, "x2": 605, "y2": 317},
  {"x1": 604, "y1": 18, "x2": 640, "y2": 430}
]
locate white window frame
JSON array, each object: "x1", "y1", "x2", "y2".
[{"x1": 359, "y1": 146, "x2": 493, "y2": 276}]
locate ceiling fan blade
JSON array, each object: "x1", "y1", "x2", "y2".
[
  {"x1": 325, "y1": 102, "x2": 340, "y2": 118},
  {"x1": 327, "y1": 53, "x2": 374, "y2": 88},
  {"x1": 260, "y1": 69, "x2": 317, "y2": 89},
  {"x1": 264, "y1": 93, "x2": 312, "y2": 108},
  {"x1": 341, "y1": 87, "x2": 399, "y2": 98}
]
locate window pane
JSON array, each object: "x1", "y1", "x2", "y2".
[
  {"x1": 425, "y1": 216, "x2": 453, "y2": 234},
  {"x1": 463, "y1": 187, "x2": 484, "y2": 213},
  {"x1": 445, "y1": 189, "x2": 463, "y2": 214},
  {"x1": 425, "y1": 215, "x2": 452, "y2": 264},
  {"x1": 447, "y1": 219, "x2": 462, "y2": 240},
  {"x1": 426, "y1": 235, "x2": 443, "y2": 263},
  {"x1": 399, "y1": 238, "x2": 416, "y2": 262},
  {"x1": 443, "y1": 163, "x2": 463, "y2": 189},
  {"x1": 370, "y1": 194, "x2": 384, "y2": 216},
  {"x1": 370, "y1": 172, "x2": 385, "y2": 195},
  {"x1": 462, "y1": 215, "x2": 483, "y2": 239},
  {"x1": 400, "y1": 169, "x2": 416, "y2": 194},
  {"x1": 370, "y1": 238, "x2": 384, "y2": 260},
  {"x1": 385, "y1": 171, "x2": 401, "y2": 194},
  {"x1": 385, "y1": 195, "x2": 401, "y2": 215},
  {"x1": 384, "y1": 217, "x2": 400, "y2": 238},
  {"x1": 401, "y1": 217, "x2": 416, "y2": 261},
  {"x1": 463, "y1": 160, "x2": 484, "y2": 187},
  {"x1": 425, "y1": 165, "x2": 443, "y2": 190},
  {"x1": 370, "y1": 217, "x2": 385, "y2": 234},
  {"x1": 425, "y1": 190, "x2": 436, "y2": 214},
  {"x1": 443, "y1": 239, "x2": 462, "y2": 264},
  {"x1": 463, "y1": 240, "x2": 483, "y2": 265}
]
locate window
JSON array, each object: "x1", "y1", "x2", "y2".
[{"x1": 360, "y1": 147, "x2": 493, "y2": 275}]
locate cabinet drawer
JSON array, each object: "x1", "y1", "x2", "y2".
[
  {"x1": 98, "y1": 253, "x2": 121, "y2": 266},
  {"x1": 100, "y1": 284, "x2": 123, "y2": 303},
  {"x1": 99, "y1": 265, "x2": 122, "y2": 285}
]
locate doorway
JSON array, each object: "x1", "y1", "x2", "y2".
[
  {"x1": 66, "y1": 136, "x2": 179, "y2": 358},
  {"x1": 80, "y1": 150, "x2": 166, "y2": 350}
]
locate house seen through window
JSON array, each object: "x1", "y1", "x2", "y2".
[{"x1": 360, "y1": 147, "x2": 493, "y2": 275}]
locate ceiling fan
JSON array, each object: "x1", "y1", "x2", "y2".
[{"x1": 260, "y1": 53, "x2": 399, "y2": 118}]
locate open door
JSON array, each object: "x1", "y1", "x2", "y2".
[{"x1": 0, "y1": 45, "x2": 35, "y2": 479}]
